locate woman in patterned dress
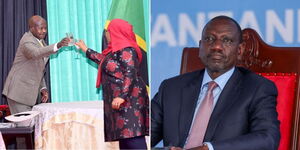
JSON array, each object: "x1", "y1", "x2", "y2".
[{"x1": 75, "y1": 19, "x2": 149, "y2": 149}]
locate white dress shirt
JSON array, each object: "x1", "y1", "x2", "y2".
[{"x1": 185, "y1": 67, "x2": 235, "y2": 150}]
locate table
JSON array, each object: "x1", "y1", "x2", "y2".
[
  {"x1": 32, "y1": 101, "x2": 119, "y2": 150},
  {"x1": 0, "y1": 126, "x2": 34, "y2": 149}
]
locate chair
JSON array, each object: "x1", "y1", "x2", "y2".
[
  {"x1": 180, "y1": 28, "x2": 300, "y2": 150},
  {"x1": 0, "y1": 105, "x2": 10, "y2": 122}
]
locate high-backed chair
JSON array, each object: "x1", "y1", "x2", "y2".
[{"x1": 180, "y1": 28, "x2": 300, "y2": 150}]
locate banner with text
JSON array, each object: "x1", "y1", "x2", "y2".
[{"x1": 151, "y1": 0, "x2": 300, "y2": 97}]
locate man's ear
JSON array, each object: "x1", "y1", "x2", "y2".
[
  {"x1": 237, "y1": 42, "x2": 245, "y2": 64},
  {"x1": 198, "y1": 40, "x2": 202, "y2": 58},
  {"x1": 29, "y1": 27, "x2": 33, "y2": 33}
]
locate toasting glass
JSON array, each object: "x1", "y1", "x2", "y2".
[{"x1": 66, "y1": 32, "x2": 80, "y2": 59}]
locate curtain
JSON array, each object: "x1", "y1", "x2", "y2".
[
  {"x1": 46, "y1": 0, "x2": 112, "y2": 102},
  {"x1": 144, "y1": 0, "x2": 150, "y2": 66},
  {"x1": 0, "y1": 0, "x2": 48, "y2": 105},
  {"x1": 0, "y1": 0, "x2": 149, "y2": 104}
]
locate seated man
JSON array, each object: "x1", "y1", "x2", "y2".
[{"x1": 151, "y1": 16, "x2": 280, "y2": 150}]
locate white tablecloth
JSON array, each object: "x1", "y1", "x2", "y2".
[{"x1": 32, "y1": 101, "x2": 119, "y2": 150}]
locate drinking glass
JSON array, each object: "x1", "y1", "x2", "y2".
[
  {"x1": 66, "y1": 32, "x2": 80, "y2": 59},
  {"x1": 66, "y1": 32, "x2": 74, "y2": 46}
]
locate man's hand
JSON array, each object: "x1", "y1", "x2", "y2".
[
  {"x1": 169, "y1": 144, "x2": 208, "y2": 150},
  {"x1": 57, "y1": 37, "x2": 70, "y2": 48},
  {"x1": 188, "y1": 144, "x2": 209, "y2": 150},
  {"x1": 169, "y1": 146, "x2": 183, "y2": 150},
  {"x1": 41, "y1": 89, "x2": 49, "y2": 103},
  {"x1": 112, "y1": 97, "x2": 125, "y2": 110}
]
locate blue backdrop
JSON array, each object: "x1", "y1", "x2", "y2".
[{"x1": 151, "y1": 0, "x2": 300, "y2": 100}]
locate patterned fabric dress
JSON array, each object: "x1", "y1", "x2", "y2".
[{"x1": 86, "y1": 47, "x2": 149, "y2": 141}]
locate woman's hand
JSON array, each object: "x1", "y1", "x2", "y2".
[
  {"x1": 112, "y1": 97, "x2": 125, "y2": 110},
  {"x1": 75, "y1": 40, "x2": 88, "y2": 52}
]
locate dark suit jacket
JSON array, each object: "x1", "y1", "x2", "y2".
[{"x1": 151, "y1": 67, "x2": 280, "y2": 150}]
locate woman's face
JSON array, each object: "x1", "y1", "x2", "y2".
[{"x1": 105, "y1": 30, "x2": 111, "y2": 43}]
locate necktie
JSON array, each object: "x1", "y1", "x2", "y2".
[
  {"x1": 37, "y1": 39, "x2": 47, "y2": 63},
  {"x1": 185, "y1": 81, "x2": 218, "y2": 149},
  {"x1": 38, "y1": 39, "x2": 45, "y2": 47}
]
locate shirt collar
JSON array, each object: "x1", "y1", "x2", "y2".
[
  {"x1": 201, "y1": 67, "x2": 235, "y2": 90},
  {"x1": 35, "y1": 37, "x2": 42, "y2": 42},
  {"x1": 35, "y1": 37, "x2": 44, "y2": 47}
]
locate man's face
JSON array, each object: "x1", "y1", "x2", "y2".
[
  {"x1": 30, "y1": 20, "x2": 47, "y2": 40},
  {"x1": 199, "y1": 19, "x2": 242, "y2": 74}
]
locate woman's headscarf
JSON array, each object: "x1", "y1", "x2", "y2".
[{"x1": 96, "y1": 19, "x2": 143, "y2": 88}]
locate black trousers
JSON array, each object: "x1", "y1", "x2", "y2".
[{"x1": 119, "y1": 136, "x2": 147, "y2": 149}]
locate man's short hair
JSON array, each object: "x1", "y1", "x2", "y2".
[{"x1": 204, "y1": 16, "x2": 243, "y2": 43}]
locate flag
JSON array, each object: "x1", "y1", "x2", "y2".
[{"x1": 103, "y1": 0, "x2": 149, "y2": 88}]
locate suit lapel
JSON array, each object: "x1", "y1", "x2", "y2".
[
  {"x1": 26, "y1": 32, "x2": 49, "y2": 67},
  {"x1": 204, "y1": 68, "x2": 243, "y2": 141},
  {"x1": 178, "y1": 70, "x2": 204, "y2": 147},
  {"x1": 41, "y1": 40, "x2": 49, "y2": 62}
]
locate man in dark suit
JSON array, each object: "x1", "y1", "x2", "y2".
[
  {"x1": 151, "y1": 16, "x2": 280, "y2": 150},
  {"x1": 2, "y1": 15, "x2": 69, "y2": 114}
]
